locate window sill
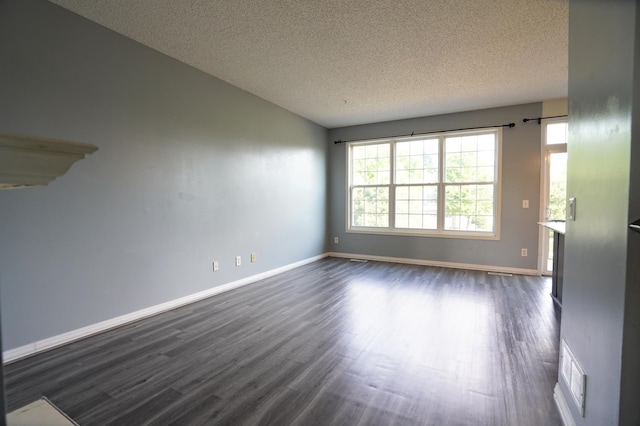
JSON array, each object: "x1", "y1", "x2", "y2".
[{"x1": 346, "y1": 227, "x2": 500, "y2": 240}]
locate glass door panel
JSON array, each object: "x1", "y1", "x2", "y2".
[
  {"x1": 548, "y1": 152, "x2": 567, "y2": 220},
  {"x1": 543, "y1": 151, "x2": 567, "y2": 274}
]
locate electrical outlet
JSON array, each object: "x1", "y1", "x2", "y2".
[
  {"x1": 213, "y1": 261, "x2": 219, "y2": 272},
  {"x1": 522, "y1": 199, "x2": 529, "y2": 208},
  {"x1": 521, "y1": 248, "x2": 528, "y2": 257},
  {"x1": 235, "y1": 256, "x2": 241, "y2": 266},
  {"x1": 334, "y1": 237, "x2": 339, "y2": 244},
  {"x1": 251, "y1": 253, "x2": 256, "y2": 263}
]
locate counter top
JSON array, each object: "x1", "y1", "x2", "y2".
[{"x1": 538, "y1": 221, "x2": 566, "y2": 235}]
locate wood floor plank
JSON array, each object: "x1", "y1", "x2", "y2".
[{"x1": 4, "y1": 258, "x2": 562, "y2": 425}]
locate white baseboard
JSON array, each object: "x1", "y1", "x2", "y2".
[
  {"x1": 554, "y1": 383, "x2": 576, "y2": 426},
  {"x1": 328, "y1": 252, "x2": 538, "y2": 276},
  {"x1": 3, "y1": 253, "x2": 328, "y2": 364},
  {"x1": 3, "y1": 252, "x2": 535, "y2": 363}
]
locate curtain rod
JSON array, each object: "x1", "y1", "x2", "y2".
[
  {"x1": 333, "y1": 122, "x2": 515, "y2": 145},
  {"x1": 522, "y1": 114, "x2": 568, "y2": 124}
]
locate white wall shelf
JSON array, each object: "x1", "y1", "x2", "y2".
[{"x1": 0, "y1": 132, "x2": 98, "y2": 189}]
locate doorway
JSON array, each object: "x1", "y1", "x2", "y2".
[{"x1": 541, "y1": 119, "x2": 568, "y2": 275}]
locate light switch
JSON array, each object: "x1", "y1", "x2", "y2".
[
  {"x1": 522, "y1": 200, "x2": 529, "y2": 209},
  {"x1": 568, "y1": 197, "x2": 576, "y2": 221}
]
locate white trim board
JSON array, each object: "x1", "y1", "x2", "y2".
[
  {"x1": 328, "y1": 252, "x2": 538, "y2": 276},
  {"x1": 554, "y1": 383, "x2": 576, "y2": 426},
  {"x1": 3, "y1": 254, "x2": 328, "y2": 364}
]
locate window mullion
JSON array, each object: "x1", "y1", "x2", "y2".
[
  {"x1": 437, "y1": 136, "x2": 445, "y2": 231},
  {"x1": 389, "y1": 141, "x2": 396, "y2": 229}
]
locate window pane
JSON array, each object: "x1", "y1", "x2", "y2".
[
  {"x1": 352, "y1": 143, "x2": 391, "y2": 185},
  {"x1": 478, "y1": 134, "x2": 495, "y2": 151},
  {"x1": 549, "y1": 152, "x2": 567, "y2": 220},
  {"x1": 396, "y1": 186, "x2": 408, "y2": 199},
  {"x1": 395, "y1": 139, "x2": 439, "y2": 184},
  {"x1": 444, "y1": 184, "x2": 494, "y2": 232},
  {"x1": 396, "y1": 215, "x2": 408, "y2": 228},
  {"x1": 477, "y1": 166, "x2": 494, "y2": 182},
  {"x1": 447, "y1": 137, "x2": 461, "y2": 152},
  {"x1": 396, "y1": 198, "x2": 409, "y2": 214},
  {"x1": 478, "y1": 151, "x2": 494, "y2": 166},
  {"x1": 351, "y1": 186, "x2": 389, "y2": 227},
  {"x1": 461, "y1": 135, "x2": 478, "y2": 152},
  {"x1": 353, "y1": 170, "x2": 367, "y2": 185},
  {"x1": 352, "y1": 146, "x2": 366, "y2": 159},
  {"x1": 546, "y1": 122, "x2": 568, "y2": 145},
  {"x1": 395, "y1": 185, "x2": 437, "y2": 230},
  {"x1": 445, "y1": 133, "x2": 495, "y2": 183}
]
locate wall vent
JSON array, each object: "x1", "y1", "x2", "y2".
[{"x1": 560, "y1": 339, "x2": 586, "y2": 417}]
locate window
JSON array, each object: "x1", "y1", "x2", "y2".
[{"x1": 348, "y1": 129, "x2": 501, "y2": 238}]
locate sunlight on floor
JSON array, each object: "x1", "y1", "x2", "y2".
[{"x1": 344, "y1": 277, "x2": 493, "y2": 391}]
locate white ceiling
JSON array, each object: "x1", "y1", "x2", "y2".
[{"x1": 49, "y1": 0, "x2": 568, "y2": 129}]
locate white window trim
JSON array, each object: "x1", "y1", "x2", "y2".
[{"x1": 345, "y1": 128, "x2": 502, "y2": 240}]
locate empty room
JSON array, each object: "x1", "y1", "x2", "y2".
[{"x1": 1, "y1": 0, "x2": 639, "y2": 425}]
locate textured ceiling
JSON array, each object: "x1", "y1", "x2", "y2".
[{"x1": 49, "y1": 0, "x2": 568, "y2": 128}]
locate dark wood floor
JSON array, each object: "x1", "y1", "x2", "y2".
[{"x1": 5, "y1": 258, "x2": 562, "y2": 425}]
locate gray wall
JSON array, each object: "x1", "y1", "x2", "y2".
[
  {"x1": 561, "y1": 0, "x2": 638, "y2": 424},
  {"x1": 328, "y1": 103, "x2": 543, "y2": 270},
  {"x1": 0, "y1": 0, "x2": 328, "y2": 351},
  {"x1": 621, "y1": 4, "x2": 640, "y2": 423}
]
